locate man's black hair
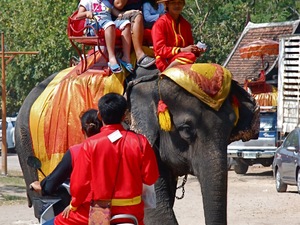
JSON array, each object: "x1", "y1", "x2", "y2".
[{"x1": 98, "y1": 93, "x2": 127, "y2": 124}]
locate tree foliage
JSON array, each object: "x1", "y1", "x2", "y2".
[
  {"x1": 183, "y1": 0, "x2": 300, "y2": 64},
  {"x1": 0, "y1": 0, "x2": 299, "y2": 116},
  {"x1": 0, "y1": 0, "x2": 78, "y2": 116}
]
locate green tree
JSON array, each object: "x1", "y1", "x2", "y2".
[
  {"x1": 0, "y1": 0, "x2": 78, "y2": 116},
  {"x1": 0, "y1": 0, "x2": 300, "y2": 116},
  {"x1": 183, "y1": 0, "x2": 300, "y2": 64}
]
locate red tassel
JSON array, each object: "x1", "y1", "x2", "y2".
[
  {"x1": 157, "y1": 100, "x2": 168, "y2": 113},
  {"x1": 157, "y1": 100, "x2": 171, "y2": 131}
]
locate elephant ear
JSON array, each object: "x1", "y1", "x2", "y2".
[
  {"x1": 229, "y1": 80, "x2": 260, "y2": 143},
  {"x1": 126, "y1": 74, "x2": 160, "y2": 146}
]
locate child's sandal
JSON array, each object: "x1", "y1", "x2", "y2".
[
  {"x1": 118, "y1": 59, "x2": 134, "y2": 73},
  {"x1": 108, "y1": 63, "x2": 123, "y2": 74}
]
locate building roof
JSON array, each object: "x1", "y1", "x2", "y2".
[{"x1": 223, "y1": 20, "x2": 300, "y2": 85}]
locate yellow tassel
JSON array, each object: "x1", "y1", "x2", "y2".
[{"x1": 157, "y1": 100, "x2": 171, "y2": 131}]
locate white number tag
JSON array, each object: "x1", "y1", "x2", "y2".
[{"x1": 108, "y1": 130, "x2": 122, "y2": 143}]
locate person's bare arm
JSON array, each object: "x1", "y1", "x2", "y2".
[
  {"x1": 180, "y1": 45, "x2": 198, "y2": 53},
  {"x1": 77, "y1": 5, "x2": 93, "y2": 19},
  {"x1": 180, "y1": 45, "x2": 203, "y2": 57},
  {"x1": 114, "y1": 9, "x2": 140, "y2": 18},
  {"x1": 29, "y1": 181, "x2": 42, "y2": 194},
  {"x1": 62, "y1": 205, "x2": 72, "y2": 218},
  {"x1": 124, "y1": 9, "x2": 140, "y2": 15},
  {"x1": 111, "y1": 7, "x2": 122, "y2": 17},
  {"x1": 114, "y1": 0, "x2": 128, "y2": 10}
]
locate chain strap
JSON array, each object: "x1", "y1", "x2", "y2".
[{"x1": 175, "y1": 174, "x2": 188, "y2": 200}]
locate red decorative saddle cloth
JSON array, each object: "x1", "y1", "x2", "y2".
[{"x1": 29, "y1": 52, "x2": 125, "y2": 176}]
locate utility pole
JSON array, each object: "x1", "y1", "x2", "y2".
[{"x1": 0, "y1": 32, "x2": 38, "y2": 175}]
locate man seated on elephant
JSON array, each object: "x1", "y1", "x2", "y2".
[
  {"x1": 70, "y1": 93, "x2": 159, "y2": 225},
  {"x1": 151, "y1": 0, "x2": 204, "y2": 72}
]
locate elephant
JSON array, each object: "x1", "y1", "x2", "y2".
[
  {"x1": 127, "y1": 64, "x2": 259, "y2": 224},
  {"x1": 15, "y1": 62, "x2": 259, "y2": 224}
]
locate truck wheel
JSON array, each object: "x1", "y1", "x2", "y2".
[
  {"x1": 275, "y1": 169, "x2": 287, "y2": 192},
  {"x1": 234, "y1": 159, "x2": 248, "y2": 174},
  {"x1": 227, "y1": 157, "x2": 233, "y2": 170},
  {"x1": 261, "y1": 160, "x2": 272, "y2": 167}
]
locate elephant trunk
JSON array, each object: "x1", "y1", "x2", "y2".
[{"x1": 194, "y1": 144, "x2": 228, "y2": 225}]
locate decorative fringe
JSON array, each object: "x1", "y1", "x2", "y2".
[
  {"x1": 231, "y1": 95, "x2": 239, "y2": 126},
  {"x1": 157, "y1": 100, "x2": 171, "y2": 131},
  {"x1": 253, "y1": 92, "x2": 277, "y2": 107}
]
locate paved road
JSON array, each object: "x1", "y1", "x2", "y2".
[
  {"x1": 2, "y1": 156, "x2": 300, "y2": 225},
  {"x1": 0, "y1": 154, "x2": 39, "y2": 225},
  {"x1": 0, "y1": 155, "x2": 201, "y2": 224}
]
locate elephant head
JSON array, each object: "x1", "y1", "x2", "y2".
[{"x1": 127, "y1": 63, "x2": 259, "y2": 225}]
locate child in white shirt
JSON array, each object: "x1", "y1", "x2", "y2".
[{"x1": 78, "y1": 0, "x2": 134, "y2": 73}]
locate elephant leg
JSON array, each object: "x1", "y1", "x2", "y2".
[
  {"x1": 196, "y1": 146, "x2": 228, "y2": 225},
  {"x1": 144, "y1": 159, "x2": 178, "y2": 225}
]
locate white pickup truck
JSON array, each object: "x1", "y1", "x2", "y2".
[{"x1": 228, "y1": 108, "x2": 278, "y2": 174}]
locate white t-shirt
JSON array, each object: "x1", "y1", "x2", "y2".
[{"x1": 79, "y1": 0, "x2": 113, "y2": 24}]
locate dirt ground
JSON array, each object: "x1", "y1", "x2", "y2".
[
  {"x1": 174, "y1": 165, "x2": 300, "y2": 225},
  {"x1": 1, "y1": 159, "x2": 300, "y2": 225}
]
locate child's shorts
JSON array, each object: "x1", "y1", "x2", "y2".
[
  {"x1": 87, "y1": 18, "x2": 114, "y2": 36},
  {"x1": 87, "y1": 13, "x2": 130, "y2": 36},
  {"x1": 114, "y1": 19, "x2": 131, "y2": 31}
]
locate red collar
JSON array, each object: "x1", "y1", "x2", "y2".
[{"x1": 100, "y1": 124, "x2": 126, "y2": 132}]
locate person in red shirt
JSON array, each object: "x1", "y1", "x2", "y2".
[
  {"x1": 151, "y1": 0, "x2": 203, "y2": 72},
  {"x1": 69, "y1": 93, "x2": 159, "y2": 225},
  {"x1": 30, "y1": 109, "x2": 102, "y2": 225}
]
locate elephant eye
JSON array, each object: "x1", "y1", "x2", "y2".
[{"x1": 178, "y1": 124, "x2": 196, "y2": 143}]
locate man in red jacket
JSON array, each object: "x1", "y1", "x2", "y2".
[
  {"x1": 152, "y1": 0, "x2": 203, "y2": 72},
  {"x1": 69, "y1": 93, "x2": 159, "y2": 225}
]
